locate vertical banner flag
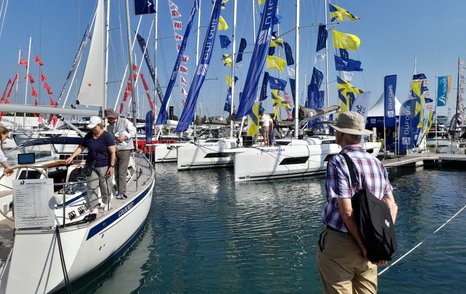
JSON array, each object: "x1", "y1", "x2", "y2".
[
  {"x1": 136, "y1": 33, "x2": 164, "y2": 104},
  {"x1": 384, "y1": 75, "x2": 397, "y2": 127},
  {"x1": 398, "y1": 99, "x2": 419, "y2": 154},
  {"x1": 134, "y1": 0, "x2": 156, "y2": 15},
  {"x1": 236, "y1": 0, "x2": 278, "y2": 118},
  {"x1": 437, "y1": 75, "x2": 451, "y2": 107},
  {"x1": 175, "y1": 0, "x2": 223, "y2": 132},
  {"x1": 145, "y1": 111, "x2": 154, "y2": 144},
  {"x1": 156, "y1": 0, "x2": 199, "y2": 125}
]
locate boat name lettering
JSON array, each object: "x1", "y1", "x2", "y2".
[
  {"x1": 118, "y1": 202, "x2": 134, "y2": 218},
  {"x1": 260, "y1": 147, "x2": 284, "y2": 153}
]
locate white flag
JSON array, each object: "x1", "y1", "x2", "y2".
[{"x1": 351, "y1": 91, "x2": 371, "y2": 121}]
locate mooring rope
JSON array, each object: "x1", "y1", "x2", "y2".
[{"x1": 379, "y1": 202, "x2": 466, "y2": 276}]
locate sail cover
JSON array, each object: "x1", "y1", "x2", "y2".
[{"x1": 76, "y1": 0, "x2": 105, "y2": 107}]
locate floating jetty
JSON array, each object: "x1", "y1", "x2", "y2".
[{"x1": 382, "y1": 153, "x2": 466, "y2": 168}]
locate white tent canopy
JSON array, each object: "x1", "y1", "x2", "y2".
[{"x1": 367, "y1": 93, "x2": 402, "y2": 117}]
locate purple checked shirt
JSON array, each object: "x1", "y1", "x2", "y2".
[{"x1": 321, "y1": 144, "x2": 393, "y2": 232}]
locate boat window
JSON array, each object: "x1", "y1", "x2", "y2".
[
  {"x1": 279, "y1": 157, "x2": 308, "y2": 165},
  {"x1": 204, "y1": 153, "x2": 231, "y2": 158},
  {"x1": 18, "y1": 170, "x2": 42, "y2": 180}
]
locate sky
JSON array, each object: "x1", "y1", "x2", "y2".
[{"x1": 0, "y1": 0, "x2": 465, "y2": 120}]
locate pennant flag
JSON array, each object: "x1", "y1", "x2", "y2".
[
  {"x1": 437, "y1": 75, "x2": 451, "y2": 107},
  {"x1": 181, "y1": 76, "x2": 188, "y2": 85},
  {"x1": 219, "y1": 35, "x2": 231, "y2": 49},
  {"x1": 171, "y1": 8, "x2": 181, "y2": 18},
  {"x1": 221, "y1": 0, "x2": 229, "y2": 10},
  {"x1": 175, "y1": 33, "x2": 183, "y2": 42},
  {"x1": 19, "y1": 59, "x2": 28, "y2": 67},
  {"x1": 237, "y1": 0, "x2": 278, "y2": 118},
  {"x1": 157, "y1": 0, "x2": 198, "y2": 126},
  {"x1": 179, "y1": 65, "x2": 188, "y2": 74},
  {"x1": 332, "y1": 30, "x2": 361, "y2": 51},
  {"x1": 283, "y1": 42, "x2": 294, "y2": 66},
  {"x1": 259, "y1": 72, "x2": 269, "y2": 101},
  {"x1": 287, "y1": 67, "x2": 295, "y2": 79},
  {"x1": 35, "y1": 55, "x2": 44, "y2": 66},
  {"x1": 236, "y1": 38, "x2": 247, "y2": 63},
  {"x1": 49, "y1": 97, "x2": 56, "y2": 107},
  {"x1": 43, "y1": 82, "x2": 53, "y2": 95},
  {"x1": 175, "y1": 0, "x2": 223, "y2": 132},
  {"x1": 270, "y1": 34, "x2": 284, "y2": 47},
  {"x1": 169, "y1": 0, "x2": 177, "y2": 8},
  {"x1": 329, "y1": 3, "x2": 360, "y2": 22},
  {"x1": 266, "y1": 55, "x2": 286, "y2": 71},
  {"x1": 181, "y1": 55, "x2": 189, "y2": 63},
  {"x1": 173, "y1": 20, "x2": 183, "y2": 30},
  {"x1": 223, "y1": 54, "x2": 232, "y2": 66},
  {"x1": 31, "y1": 86, "x2": 38, "y2": 97},
  {"x1": 26, "y1": 74, "x2": 35, "y2": 84},
  {"x1": 334, "y1": 55, "x2": 363, "y2": 71},
  {"x1": 316, "y1": 25, "x2": 328, "y2": 52},
  {"x1": 218, "y1": 16, "x2": 229, "y2": 31},
  {"x1": 226, "y1": 75, "x2": 233, "y2": 88},
  {"x1": 181, "y1": 87, "x2": 188, "y2": 96},
  {"x1": 269, "y1": 75, "x2": 287, "y2": 90},
  {"x1": 134, "y1": 0, "x2": 156, "y2": 15}
]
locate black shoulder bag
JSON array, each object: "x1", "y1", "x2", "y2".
[{"x1": 341, "y1": 153, "x2": 397, "y2": 262}]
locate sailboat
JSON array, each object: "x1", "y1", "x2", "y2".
[
  {"x1": 233, "y1": 0, "x2": 381, "y2": 182},
  {"x1": 0, "y1": 1, "x2": 155, "y2": 292}
]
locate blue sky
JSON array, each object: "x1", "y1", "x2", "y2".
[{"x1": 0, "y1": 0, "x2": 464, "y2": 119}]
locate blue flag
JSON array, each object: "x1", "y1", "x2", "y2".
[
  {"x1": 437, "y1": 75, "x2": 451, "y2": 107},
  {"x1": 283, "y1": 42, "x2": 294, "y2": 66},
  {"x1": 339, "y1": 48, "x2": 349, "y2": 59},
  {"x1": 398, "y1": 99, "x2": 419, "y2": 154},
  {"x1": 306, "y1": 67, "x2": 323, "y2": 108},
  {"x1": 384, "y1": 75, "x2": 397, "y2": 128},
  {"x1": 134, "y1": 0, "x2": 156, "y2": 15},
  {"x1": 269, "y1": 75, "x2": 287, "y2": 90},
  {"x1": 236, "y1": 0, "x2": 278, "y2": 118},
  {"x1": 334, "y1": 55, "x2": 363, "y2": 72},
  {"x1": 156, "y1": 0, "x2": 198, "y2": 126},
  {"x1": 145, "y1": 111, "x2": 153, "y2": 143},
  {"x1": 316, "y1": 24, "x2": 327, "y2": 52},
  {"x1": 219, "y1": 35, "x2": 231, "y2": 49},
  {"x1": 224, "y1": 89, "x2": 232, "y2": 112},
  {"x1": 259, "y1": 72, "x2": 270, "y2": 101},
  {"x1": 236, "y1": 38, "x2": 247, "y2": 63},
  {"x1": 175, "y1": 0, "x2": 223, "y2": 132}
]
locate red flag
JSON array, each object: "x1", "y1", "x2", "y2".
[
  {"x1": 49, "y1": 97, "x2": 56, "y2": 107},
  {"x1": 38, "y1": 115, "x2": 43, "y2": 124},
  {"x1": 181, "y1": 55, "x2": 189, "y2": 63},
  {"x1": 181, "y1": 87, "x2": 188, "y2": 96},
  {"x1": 177, "y1": 43, "x2": 181, "y2": 52},
  {"x1": 168, "y1": 0, "x2": 177, "y2": 8},
  {"x1": 179, "y1": 65, "x2": 188, "y2": 74},
  {"x1": 181, "y1": 98, "x2": 186, "y2": 106},
  {"x1": 175, "y1": 33, "x2": 183, "y2": 42},
  {"x1": 1, "y1": 80, "x2": 11, "y2": 103},
  {"x1": 140, "y1": 73, "x2": 149, "y2": 91},
  {"x1": 51, "y1": 115, "x2": 58, "y2": 127},
  {"x1": 35, "y1": 55, "x2": 44, "y2": 66},
  {"x1": 43, "y1": 82, "x2": 53, "y2": 95},
  {"x1": 26, "y1": 74, "x2": 35, "y2": 84},
  {"x1": 133, "y1": 64, "x2": 138, "y2": 71},
  {"x1": 40, "y1": 70, "x2": 46, "y2": 82},
  {"x1": 119, "y1": 103, "x2": 125, "y2": 114},
  {"x1": 170, "y1": 8, "x2": 181, "y2": 18},
  {"x1": 31, "y1": 86, "x2": 38, "y2": 97},
  {"x1": 180, "y1": 76, "x2": 188, "y2": 85},
  {"x1": 172, "y1": 20, "x2": 182, "y2": 30},
  {"x1": 7, "y1": 74, "x2": 18, "y2": 98},
  {"x1": 19, "y1": 59, "x2": 28, "y2": 67}
]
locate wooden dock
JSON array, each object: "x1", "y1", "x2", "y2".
[{"x1": 382, "y1": 153, "x2": 466, "y2": 168}]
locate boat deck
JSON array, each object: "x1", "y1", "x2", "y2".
[{"x1": 0, "y1": 218, "x2": 14, "y2": 262}]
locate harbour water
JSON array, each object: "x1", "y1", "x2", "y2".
[{"x1": 66, "y1": 163, "x2": 466, "y2": 293}]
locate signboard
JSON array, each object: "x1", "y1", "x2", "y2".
[{"x1": 13, "y1": 179, "x2": 55, "y2": 229}]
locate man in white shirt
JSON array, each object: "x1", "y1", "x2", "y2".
[{"x1": 260, "y1": 112, "x2": 271, "y2": 146}]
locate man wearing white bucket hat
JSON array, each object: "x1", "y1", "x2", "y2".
[{"x1": 316, "y1": 111, "x2": 398, "y2": 293}]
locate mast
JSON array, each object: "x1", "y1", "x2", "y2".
[
  {"x1": 105, "y1": 0, "x2": 110, "y2": 109},
  {"x1": 153, "y1": 0, "x2": 158, "y2": 114},
  {"x1": 324, "y1": 0, "x2": 329, "y2": 108},
  {"x1": 124, "y1": 0, "x2": 137, "y2": 127},
  {"x1": 23, "y1": 36, "x2": 32, "y2": 127},
  {"x1": 229, "y1": 0, "x2": 237, "y2": 138},
  {"x1": 294, "y1": 0, "x2": 300, "y2": 138}
]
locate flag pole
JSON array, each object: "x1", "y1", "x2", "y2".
[
  {"x1": 294, "y1": 0, "x2": 300, "y2": 139},
  {"x1": 23, "y1": 36, "x2": 32, "y2": 127},
  {"x1": 230, "y1": 0, "x2": 237, "y2": 138}
]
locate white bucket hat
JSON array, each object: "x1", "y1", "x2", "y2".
[
  {"x1": 330, "y1": 111, "x2": 372, "y2": 136},
  {"x1": 87, "y1": 116, "x2": 102, "y2": 129}
]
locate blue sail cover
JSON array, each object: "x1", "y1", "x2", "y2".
[
  {"x1": 156, "y1": 0, "x2": 199, "y2": 126},
  {"x1": 236, "y1": 0, "x2": 278, "y2": 118},
  {"x1": 175, "y1": 0, "x2": 223, "y2": 132}
]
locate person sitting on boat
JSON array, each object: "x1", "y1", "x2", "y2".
[
  {"x1": 0, "y1": 126, "x2": 14, "y2": 177},
  {"x1": 260, "y1": 111, "x2": 271, "y2": 146},
  {"x1": 104, "y1": 108, "x2": 136, "y2": 200},
  {"x1": 65, "y1": 116, "x2": 116, "y2": 216}
]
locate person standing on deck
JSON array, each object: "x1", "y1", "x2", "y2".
[
  {"x1": 260, "y1": 112, "x2": 271, "y2": 146},
  {"x1": 316, "y1": 111, "x2": 398, "y2": 294},
  {"x1": 104, "y1": 109, "x2": 137, "y2": 199}
]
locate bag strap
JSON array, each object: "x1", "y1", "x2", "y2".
[{"x1": 341, "y1": 153, "x2": 359, "y2": 187}]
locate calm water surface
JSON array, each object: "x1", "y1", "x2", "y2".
[{"x1": 68, "y1": 163, "x2": 466, "y2": 293}]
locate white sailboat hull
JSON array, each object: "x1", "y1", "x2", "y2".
[
  {"x1": 153, "y1": 142, "x2": 188, "y2": 163},
  {"x1": 177, "y1": 138, "x2": 237, "y2": 170},
  {"x1": 234, "y1": 138, "x2": 381, "y2": 182}
]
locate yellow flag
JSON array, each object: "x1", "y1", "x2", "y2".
[
  {"x1": 247, "y1": 102, "x2": 261, "y2": 139},
  {"x1": 332, "y1": 30, "x2": 361, "y2": 51},
  {"x1": 329, "y1": 4, "x2": 360, "y2": 22},
  {"x1": 411, "y1": 80, "x2": 425, "y2": 128},
  {"x1": 223, "y1": 53, "x2": 232, "y2": 66},
  {"x1": 258, "y1": 0, "x2": 265, "y2": 5},
  {"x1": 225, "y1": 75, "x2": 232, "y2": 88},
  {"x1": 266, "y1": 55, "x2": 286, "y2": 71},
  {"x1": 270, "y1": 37, "x2": 284, "y2": 47},
  {"x1": 218, "y1": 16, "x2": 229, "y2": 31}
]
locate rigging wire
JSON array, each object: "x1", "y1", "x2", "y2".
[{"x1": 379, "y1": 201, "x2": 466, "y2": 276}]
